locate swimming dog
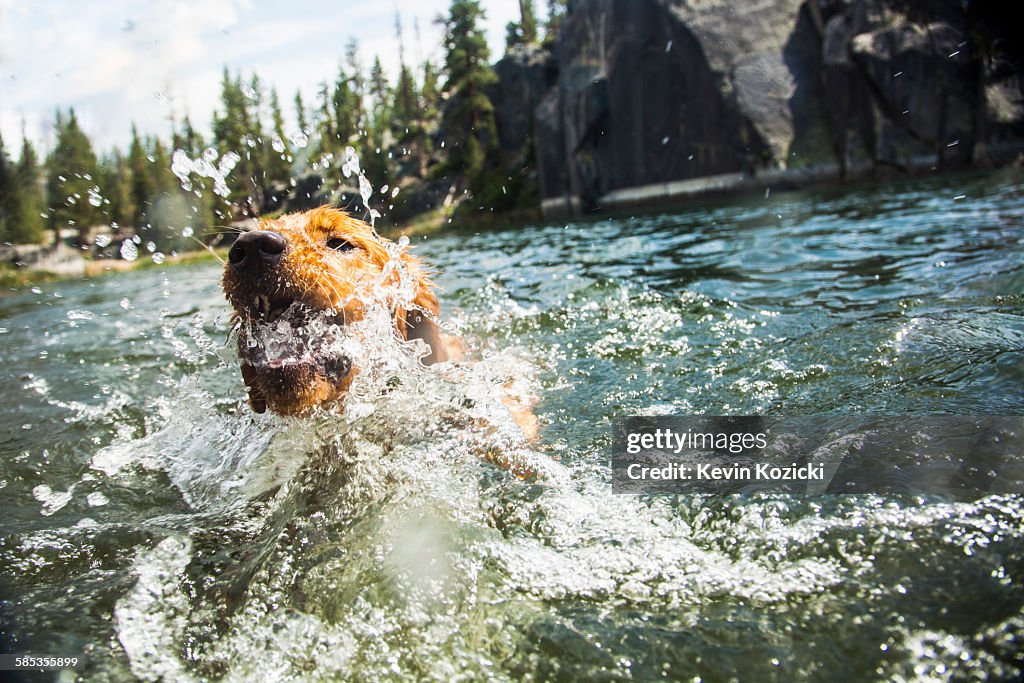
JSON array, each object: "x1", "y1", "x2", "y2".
[{"x1": 221, "y1": 206, "x2": 539, "y2": 441}]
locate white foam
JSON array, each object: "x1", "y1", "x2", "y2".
[{"x1": 115, "y1": 536, "x2": 197, "y2": 683}]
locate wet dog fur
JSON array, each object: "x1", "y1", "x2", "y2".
[{"x1": 221, "y1": 206, "x2": 538, "y2": 440}]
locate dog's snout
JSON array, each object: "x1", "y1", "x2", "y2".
[{"x1": 228, "y1": 230, "x2": 287, "y2": 271}]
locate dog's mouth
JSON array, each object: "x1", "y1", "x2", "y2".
[
  {"x1": 232, "y1": 293, "x2": 356, "y2": 414},
  {"x1": 237, "y1": 299, "x2": 350, "y2": 371},
  {"x1": 253, "y1": 293, "x2": 296, "y2": 325}
]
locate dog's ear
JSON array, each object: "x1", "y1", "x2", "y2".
[
  {"x1": 240, "y1": 363, "x2": 267, "y2": 413},
  {"x1": 403, "y1": 308, "x2": 448, "y2": 364},
  {"x1": 398, "y1": 257, "x2": 448, "y2": 365}
]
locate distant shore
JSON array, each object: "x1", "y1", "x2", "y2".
[
  {"x1": 0, "y1": 248, "x2": 227, "y2": 292},
  {"x1": 0, "y1": 199, "x2": 554, "y2": 293}
]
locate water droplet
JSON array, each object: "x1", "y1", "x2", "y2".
[
  {"x1": 173, "y1": 148, "x2": 240, "y2": 198},
  {"x1": 94, "y1": 234, "x2": 112, "y2": 248},
  {"x1": 343, "y1": 146, "x2": 360, "y2": 178},
  {"x1": 182, "y1": 226, "x2": 194, "y2": 238},
  {"x1": 359, "y1": 173, "x2": 372, "y2": 205},
  {"x1": 120, "y1": 240, "x2": 139, "y2": 261},
  {"x1": 88, "y1": 186, "x2": 103, "y2": 207},
  {"x1": 120, "y1": 298, "x2": 132, "y2": 310},
  {"x1": 152, "y1": 252, "x2": 166, "y2": 264}
]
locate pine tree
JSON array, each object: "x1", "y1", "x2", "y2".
[
  {"x1": 508, "y1": 0, "x2": 540, "y2": 48},
  {"x1": 394, "y1": 66, "x2": 418, "y2": 134},
  {"x1": 422, "y1": 61, "x2": 440, "y2": 117},
  {"x1": 345, "y1": 40, "x2": 366, "y2": 133},
  {"x1": 247, "y1": 74, "x2": 269, "y2": 210},
  {"x1": 315, "y1": 80, "x2": 336, "y2": 155},
  {"x1": 46, "y1": 108, "x2": 101, "y2": 246},
  {"x1": 181, "y1": 116, "x2": 220, "y2": 241},
  {"x1": 369, "y1": 57, "x2": 390, "y2": 124},
  {"x1": 505, "y1": 22, "x2": 521, "y2": 51},
  {"x1": 266, "y1": 88, "x2": 292, "y2": 187},
  {"x1": 8, "y1": 134, "x2": 47, "y2": 243},
  {"x1": 128, "y1": 124, "x2": 156, "y2": 229},
  {"x1": 0, "y1": 131, "x2": 13, "y2": 242},
  {"x1": 391, "y1": 13, "x2": 421, "y2": 180},
  {"x1": 439, "y1": 0, "x2": 499, "y2": 183},
  {"x1": 212, "y1": 69, "x2": 262, "y2": 216},
  {"x1": 416, "y1": 60, "x2": 441, "y2": 176},
  {"x1": 141, "y1": 136, "x2": 190, "y2": 252},
  {"x1": 294, "y1": 90, "x2": 309, "y2": 134},
  {"x1": 520, "y1": 0, "x2": 538, "y2": 44},
  {"x1": 362, "y1": 56, "x2": 392, "y2": 186},
  {"x1": 99, "y1": 150, "x2": 134, "y2": 231},
  {"x1": 393, "y1": 12, "x2": 418, "y2": 137},
  {"x1": 332, "y1": 65, "x2": 357, "y2": 146},
  {"x1": 545, "y1": 0, "x2": 568, "y2": 44}
]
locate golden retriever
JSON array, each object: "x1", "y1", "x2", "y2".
[{"x1": 221, "y1": 206, "x2": 538, "y2": 440}]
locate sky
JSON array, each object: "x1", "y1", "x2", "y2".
[{"x1": 0, "y1": 0, "x2": 545, "y2": 156}]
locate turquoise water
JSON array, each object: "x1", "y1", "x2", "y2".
[{"x1": 1, "y1": 171, "x2": 1023, "y2": 681}]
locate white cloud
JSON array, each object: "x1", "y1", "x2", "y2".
[{"x1": 0, "y1": 0, "x2": 543, "y2": 155}]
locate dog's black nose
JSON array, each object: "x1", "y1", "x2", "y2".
[{"x1": 228, "y1": 230, "x2": 287, "y2": 271}]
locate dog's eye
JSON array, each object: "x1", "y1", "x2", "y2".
[{"x1": 326, "y1": 237, "x2": 354, "y2": 252}]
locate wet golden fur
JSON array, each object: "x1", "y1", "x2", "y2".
[
  {"x1": 222, "y1": 207, "x2": 447, "y2": 416},
  {"x1": 222, "y1": 206, "x2": 538, "y2": 442}
]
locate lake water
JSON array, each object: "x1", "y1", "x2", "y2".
[{"x1": 2, "y1": 171, "x2": 1023, "y2": 681}]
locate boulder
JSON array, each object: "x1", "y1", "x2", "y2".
[
  {"x1": 490, "y1": 43, "x2": 558, "y2": 160},
  {"x1": 537, "y1": 0, "x2": 802, "y2": 210},
  {"x1": 534, "y1": 0, "x2": 1024, "y2": 213}
]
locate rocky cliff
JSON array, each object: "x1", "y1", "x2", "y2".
[{"x1": 493, "y1": 0, "x2": 1024, "y2": 215}]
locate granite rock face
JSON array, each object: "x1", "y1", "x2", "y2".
[
  {"x1": 490, "y1": 44, "x2": 557, "y2": 162},
  {"x1": 522, "y1": 0, "x2": 1024, "y2": 213}
]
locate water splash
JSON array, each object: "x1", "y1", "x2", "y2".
[
  {"x1": 120, "y1": 240, "x2": 139, "y2": 261},
  {"x1": 341, "y1": 146, "x2": 360, "y2": 178},
  {"x1": 116, "y1": 536, "x2": 197, "y2": 683},
  {"x1": 171, "y1": 148, "x2": 241, "y2": 198}
]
